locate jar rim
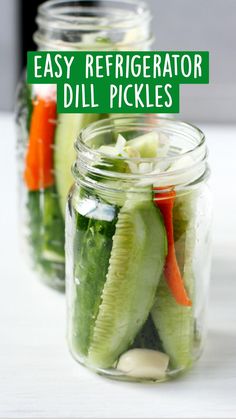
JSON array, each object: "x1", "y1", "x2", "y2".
[
  {"x1": 76, "y1": 115, "x2": 206, "y2": 162},
  {"x1": 74, "y1": 115, "x2": 208, "y2": 190},
  {"x1": 37, "y1": 0, "x2": 151, "y2": 30},
  {"x1": 35, "y1": 0, "x2": 153, "y2": 50}
]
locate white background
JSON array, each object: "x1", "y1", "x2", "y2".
[{"x1": 0, "y1": 113, "x2": 236, "y2": 418}]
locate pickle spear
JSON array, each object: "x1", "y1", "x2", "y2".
[
  {"x1": 87, "y1": 192, "x2": 167, "y2": 368},
  {"x1": 152, "y1": 190, "x2": 197, "y2": 370}
]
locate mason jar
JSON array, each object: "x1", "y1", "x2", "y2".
[
  {"x1": 16, "y1": 0, "x2": 153, "y2": 290},
  {"x1": 66, "y1": 115, "x2": 212, "y2": 382}
]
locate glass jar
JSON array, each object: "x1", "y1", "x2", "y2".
[
  {"x1": 66, "y1": 115, "x2": 212, "y2": 382},
  {"x1": 16, "y1": 0, "x2": 153, "y2": 290}
]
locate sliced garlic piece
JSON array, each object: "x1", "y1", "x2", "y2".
[
  {"x1": 166, "y1": 155, "x2": 203, "y2": 186},
  {"x1": 125, "y1": 146, "x2": 140, "y2": 158},
  {"x1": 99, "y1": 145, "x2": 119, "y2": 156},
  {"x1": 117, "y1": 348, "x2": 169, "y2": 380},
  {"x1": 158, "y1": 132, "x2": 170, "y2": 157},
  {"x1": 138, "y1": 162, "x2": 153, "y2": 174},
  {"x1": 115, "y1": 134, "x2": 127, "y2": 154},
  {"x1": 168, "y1": 155, "x2": 194, "y2": 172}
]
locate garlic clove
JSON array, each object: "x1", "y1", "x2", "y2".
[{"x1": 117, "y1": 348, "x2": 169, "y2": 380}]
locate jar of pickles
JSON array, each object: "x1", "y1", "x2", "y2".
[
  {"x1": 66, "y1": 115, "x2": 212, "y2": 382},
  {"x1": 16, "y1": 0, "x2": 153, "y2": 290}
]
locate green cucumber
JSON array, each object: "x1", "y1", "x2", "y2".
[
  {"x1": 151, "y1": 277, "x2": 194, "y2": 370},
  {"x1": 26, "y1": 187, "x2": 65, "y2": 284},
  {"x1": 16, "y1": 81, "x2": 33, "y2": 134},
  {"x1": 126, "y1": 132, "x2": 159, "y2": 157},
  {"x1": 54, "y1": 113, "x2": 100, "y2": 218},
  {"x1": 87, "y1": 193, "x2": 167, "y2": 368},
  {"x1": 71, "y1": 207, "x2": 118, "y2": 356},
  {"x1": 151, "y1": 190, "x2": 197, "y2": 370},
  {"x1": 42, "y1": 186, "x2": 65, "y2": 263}
]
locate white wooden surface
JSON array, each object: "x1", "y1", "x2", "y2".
[{"x1": 0, "y1": 113, "x2": 236, "y2": 419}]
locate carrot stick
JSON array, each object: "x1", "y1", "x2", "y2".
[
  {"x1": 153, "y1": 188, "x2": 192, "y2": 306},
  {"x1": 24, "y1": 97, "x2": 56, "y2": 190}
]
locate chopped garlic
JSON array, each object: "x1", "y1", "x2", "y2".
[{"x1": 115, "y1": 134, "x2": 127, "y2": 153}]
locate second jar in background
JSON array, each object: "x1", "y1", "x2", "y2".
[{"x1": 16, "y1": 0, "x2": 153, "y2": 290}]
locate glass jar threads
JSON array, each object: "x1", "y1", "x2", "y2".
[{"x1": 16, "y1": 0, "x2": 153, "y2": 290}]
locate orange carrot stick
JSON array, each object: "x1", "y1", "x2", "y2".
[
  {"x1": 24, "y1": 97, "x2": 56, "y2": 190},
  {"x1": 153, "y1": 188, "x2": 192, "y2": 306}
]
